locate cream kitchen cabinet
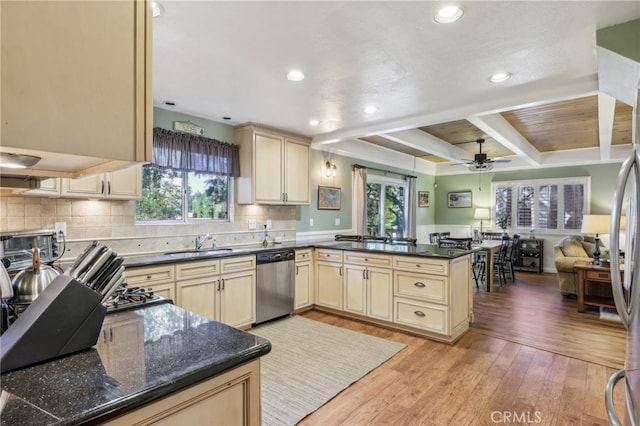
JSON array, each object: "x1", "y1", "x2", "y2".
[
  {"x1": 102, "y1": 359, "x2": 262, "y2": 426},
  {"x1": 21, "y1": 178, "x2": 61, "y2": 197},
  {"x1": 61, "y1": 166, "x2": 142, "y2": 200},
  {"x1": 314, "y1": 249, "x2": 343, "y2": 310},
  {"x1": 294, "y1": 249, "x2": 313, "y2": 310},
  {"x1": 1, "y1": 0, "x2": 152, "y2": 177},
  {"x1": 175, "y1": 256, "x2": 256, "y2": 328},
  {"x1": 236, "y1": 124, "x2": 310, "y2": 205},
  {"x1": 392, "y1": 254, "x2": 471, "y2": 343},
  {"x1": 125, "y1": 263, "x2": 176, "y2": 302},
  {"x1": 343, "y1": 252, "x2": 393, "y2": 322}
]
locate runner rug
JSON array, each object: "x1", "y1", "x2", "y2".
[{"x1": 250, "y1": 315, "x2": 406, "y2": 426}]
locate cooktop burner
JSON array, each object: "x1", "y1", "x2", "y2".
[{"x1": 103, "y1": 284, "x2": 171, "y2": 313}]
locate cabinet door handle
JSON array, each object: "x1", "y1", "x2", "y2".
[
  {"x1": 216, "y1": 279, "x2": 221, "y2": 291},
  {"x1": 107, "y1": 181, "x2": 111, "y2": 195},
  {"x1": 414, "y1": 282, "x2": 426, "y2": 288},
  {"x1": 414, "y1": 311, "x2": 426, "y2": 317},
  {"x1": 296, "y1": 265, "x2": 299, "y2": 275},
  {"x1": 363, "y1": 269, "x2": 366, "y2": 280},
  {"x1": 339, "y1": 266, "x2": 343, "y2": 276},
  {"x1": 101, "y1": 180, "x2": 105, "y2": 195},
  {"x1": 109, "y1": 328, "x2": 113, "y2": 342},
  {"x1": 221, "y1": 278, "x2": 225, "y2": 290}
]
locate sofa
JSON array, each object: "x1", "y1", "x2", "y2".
[{"x1": 554, "y1": 235, "x2": 612, "y2": 297}]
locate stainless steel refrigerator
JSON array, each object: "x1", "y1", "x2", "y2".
[{"x1": 605, "y1": 92, "x2": 640, "y2": 425}]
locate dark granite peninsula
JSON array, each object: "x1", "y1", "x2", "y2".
[{"x1": 0, "y1": 303, "x2": 271, "y2": 425}]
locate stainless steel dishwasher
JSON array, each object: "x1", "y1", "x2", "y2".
[{"x1": 255, "y1": 248, "x2": 295, "y2": 325}]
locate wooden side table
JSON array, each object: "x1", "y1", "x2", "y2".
[{"x1": 573, "y1": 261, "x2": 623, "y2": 313}]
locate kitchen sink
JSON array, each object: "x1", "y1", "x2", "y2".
[{"x1": 164, "y1": 248, "x2": 234, "y2": 257}]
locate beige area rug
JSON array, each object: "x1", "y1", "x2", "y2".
[{"x1": 250, "y1": 315, "x2": 406, "y2": 426}]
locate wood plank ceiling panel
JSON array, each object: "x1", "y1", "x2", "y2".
[
  {"x1": 612, "y1": 100, "x2": 633, "y2": 146},
  {"x1": 501, "y1": 96, "x2": 599, "y2": 152},
  {"x1": 418, "y1": 119, "x2": 514, "y2": 158}
]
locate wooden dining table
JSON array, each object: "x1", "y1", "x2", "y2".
[{"x1": 472, "y1": 240, "x2": 503, "y2": 292}]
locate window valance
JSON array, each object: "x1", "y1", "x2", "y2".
[{"x1": 152, "y1": 127, "x2": 240, "y2": 176}]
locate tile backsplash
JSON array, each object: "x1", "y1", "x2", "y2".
[{"x1": 1, "y1": 196, "x2": 296, "y2": 264}]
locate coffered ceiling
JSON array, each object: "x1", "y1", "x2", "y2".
[{"x1": 152, "y1": 1, "x2": 640, "y2": 176}]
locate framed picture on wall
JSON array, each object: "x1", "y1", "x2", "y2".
[
  {"x1": 418, "y1": 191, "x2": 430, "y2": 207},
  {"x1": 447, "y1": 191, "x2": 472, "y2": 208},
  {"x1": 318, "y1": 186, "x2": 341, "y2": 210}
]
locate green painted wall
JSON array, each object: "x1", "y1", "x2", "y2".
[
  {"x1": 597, "y1": 18, "x2": 640, "y2": 62},
  {"x1": 153, "y1": 107, "x2": 236, "y2": 143},
  {"x1": 296, "y1": 150, "x2": 435, "y2": 232},
  {"x1": 432, "y1": 163, "x2": 623, "y2": 228}
]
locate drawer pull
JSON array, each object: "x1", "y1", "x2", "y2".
[
  {"x1": 414, "y1": 282, "x2": 426, "y2": 288},
  {"x1": 416, "y1": 264, "x2": 421, "y2": 268},
  {"x1": 146, "y1": 275, "x2": 152, "y2": 280},
  {"x1": 598, "y1": 273, "x2": 609, "y2": 279},
  {"x1": 414, "y1": 311, "x2": 426, "y2": 317}
]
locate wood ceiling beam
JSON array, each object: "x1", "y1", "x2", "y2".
[
  {"x1": 597, "y1": 92, "x2": 616, "y2": 160},
  {"x1": 467, "y1": 113, "x2": 541, "y2": 166},
  {"x1": 377, "y1": 129, "x2": 470, "y2": 162}
]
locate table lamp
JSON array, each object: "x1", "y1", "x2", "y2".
[
  {"x1": 580, "y1": 214, "x2": 610, "y2": 266},
  {"x1": 474, "y1": 208, "x2": 490, "y2": 240}
]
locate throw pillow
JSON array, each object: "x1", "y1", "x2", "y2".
[{"x1": 561, "y1": 238, "x2": 589, "y2": 258}]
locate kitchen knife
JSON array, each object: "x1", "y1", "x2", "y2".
[
  {"x1": 71, "y1": 244, "x2": 106, "y2": 280},
  {"x1": 66, "y1": 240, "x2": 98, "y2": 275},
  {"x1": 92, "y1": 257, "x2": 124, "y2": 294},
  {"x1": 85, "y1": 253, "x2": 118, "y2": 290},
  {"x1": 79, "y1": 248, "x2": 114, "y2": 285},
  {"x1": 99, "y1": 266, "x2": 126, "y2": 302}
]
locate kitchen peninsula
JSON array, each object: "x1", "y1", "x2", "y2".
[{"x1": 0, "y1": 302, "x2": 271, "y2": 425}]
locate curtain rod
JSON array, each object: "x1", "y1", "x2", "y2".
[{"x1": 353, "y1": 164, "x2": 416, "y2": 179}]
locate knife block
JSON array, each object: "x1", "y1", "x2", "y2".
[{"x1": 0, "y1": 275, "x2": 105, "y2": 373}]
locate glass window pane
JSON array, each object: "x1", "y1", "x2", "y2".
[
  {"x1": 538, "y1": 184, "x2": 558, "y2": 229},
  {"x1": 516, "y1": 185, "x2": 534, "y2": 229},
  {"x1": 366, "y1": 183, "x2": 381, "y2": 236},
  {"x1": 384, "y1": 185, "x2": 405, "y2": 238},
  {"x1": 136, "y1": 165, "x2": 183, "y2": 221},
  {"x1": 187, "y1": 172, "x2": 229, "y2": 220},
  {"x1": 563, "y1": 184, "x2": 584, "y2": 230},
  {"x1": 495, "y1": 186, "x2": 512, "y2": 228}
]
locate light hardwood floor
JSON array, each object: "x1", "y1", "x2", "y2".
[{"x1": 298, "y1": 272, "x2": 628, "y2": 425}]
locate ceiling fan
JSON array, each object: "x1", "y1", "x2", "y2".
[{"x1": 452, "y1": 138, "x2": 510, "y2": 172}]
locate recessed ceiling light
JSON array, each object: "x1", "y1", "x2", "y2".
[
  {"x1": 489, "y1": 72, "x2": 512, "y2": 83},
  {"x1": 363, "y1": 105, "x2": 378, "y2": 114},
  {"x1": 151, "y1": 1, "x2": 164, "y2": 18},
  {"x1": 434, "y1": 5, "x2": 463, "y2": 23},
  {"x1": 287, "y1": 70, "x2": 305, "y2": 81},
  {"x1": 309, "y1": 119, "x2": 320, "y2": 126}
]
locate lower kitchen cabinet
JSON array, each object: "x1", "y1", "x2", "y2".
[
  {"x1": 125, "y1": 264, "x2": 176, "y2": 302},
  {"x1": 102, "y1": 359, "x2": 262, "y2": 426},
  {"x1": 315, "y1": 249, "x2": 344, "y2": 310},
  {"x1": 343, "y1": 264, "x2": 393, "y2": 322},
  {"x1": 294, "y1": 249, "x2": 313, "y2": 310},
  {"x1": 175, "y1": 256, "x2": 256, "y2": 328}
]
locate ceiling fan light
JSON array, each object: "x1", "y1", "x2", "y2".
[
  {"x1": 434, "y1": 5, "x2": 464, "y2": 23},
  {"x1": 467, "y1": 163, "x2": 493, "y2": 172}
]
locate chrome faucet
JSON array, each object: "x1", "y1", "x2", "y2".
[
  {"x1": 262, "y1": 224, "x2": 269, "y2": 248},
  {"x1": 195, "y1": 233, "x2": 213, "y2": 250}
]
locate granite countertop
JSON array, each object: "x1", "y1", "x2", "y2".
[
  {"x1": 0, "y1": 303, "x2": 271, "y2": 425},
  {"x1": 124, "y1": 240, "x2": 474, "y2": 268}
]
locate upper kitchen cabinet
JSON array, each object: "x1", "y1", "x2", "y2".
[
  {"x1": 0, "y1": 0, "x2": 152, "y2": 178},
  {"x1": 236, "y1": 124, "x2": 310, "y2": 205}
]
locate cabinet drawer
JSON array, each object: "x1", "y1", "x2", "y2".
[
  {"x1": 315, "y1": 249, "x2": 343, "y2": 263},
  {"x1": 394, "y1": 271, "x2": 448, "y2": 304},
  {"x1": 176, "y1": 260, "x2": 220, "y2": 280},
  {"x1": 392, "y1": 256, "x2": 449, "y2": 275},
  {"x1": 394, "y1": 297, "x2": 448, "y2": 334},
  {"x1": 295, "y1": 249, "x2": 312, "y2": 262},
  {"x1": 221, "y1": 255, "x2": 256, "y2": 273},
  {"x1": 343, "y1": 251, "x2": 392, "y2": 268},
  {"x1": 126, "y1": 265, "x2": 175, "y2": 286},
  {"x1": 585, "y1": 270, "x2": 611, "y2": 281}
]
